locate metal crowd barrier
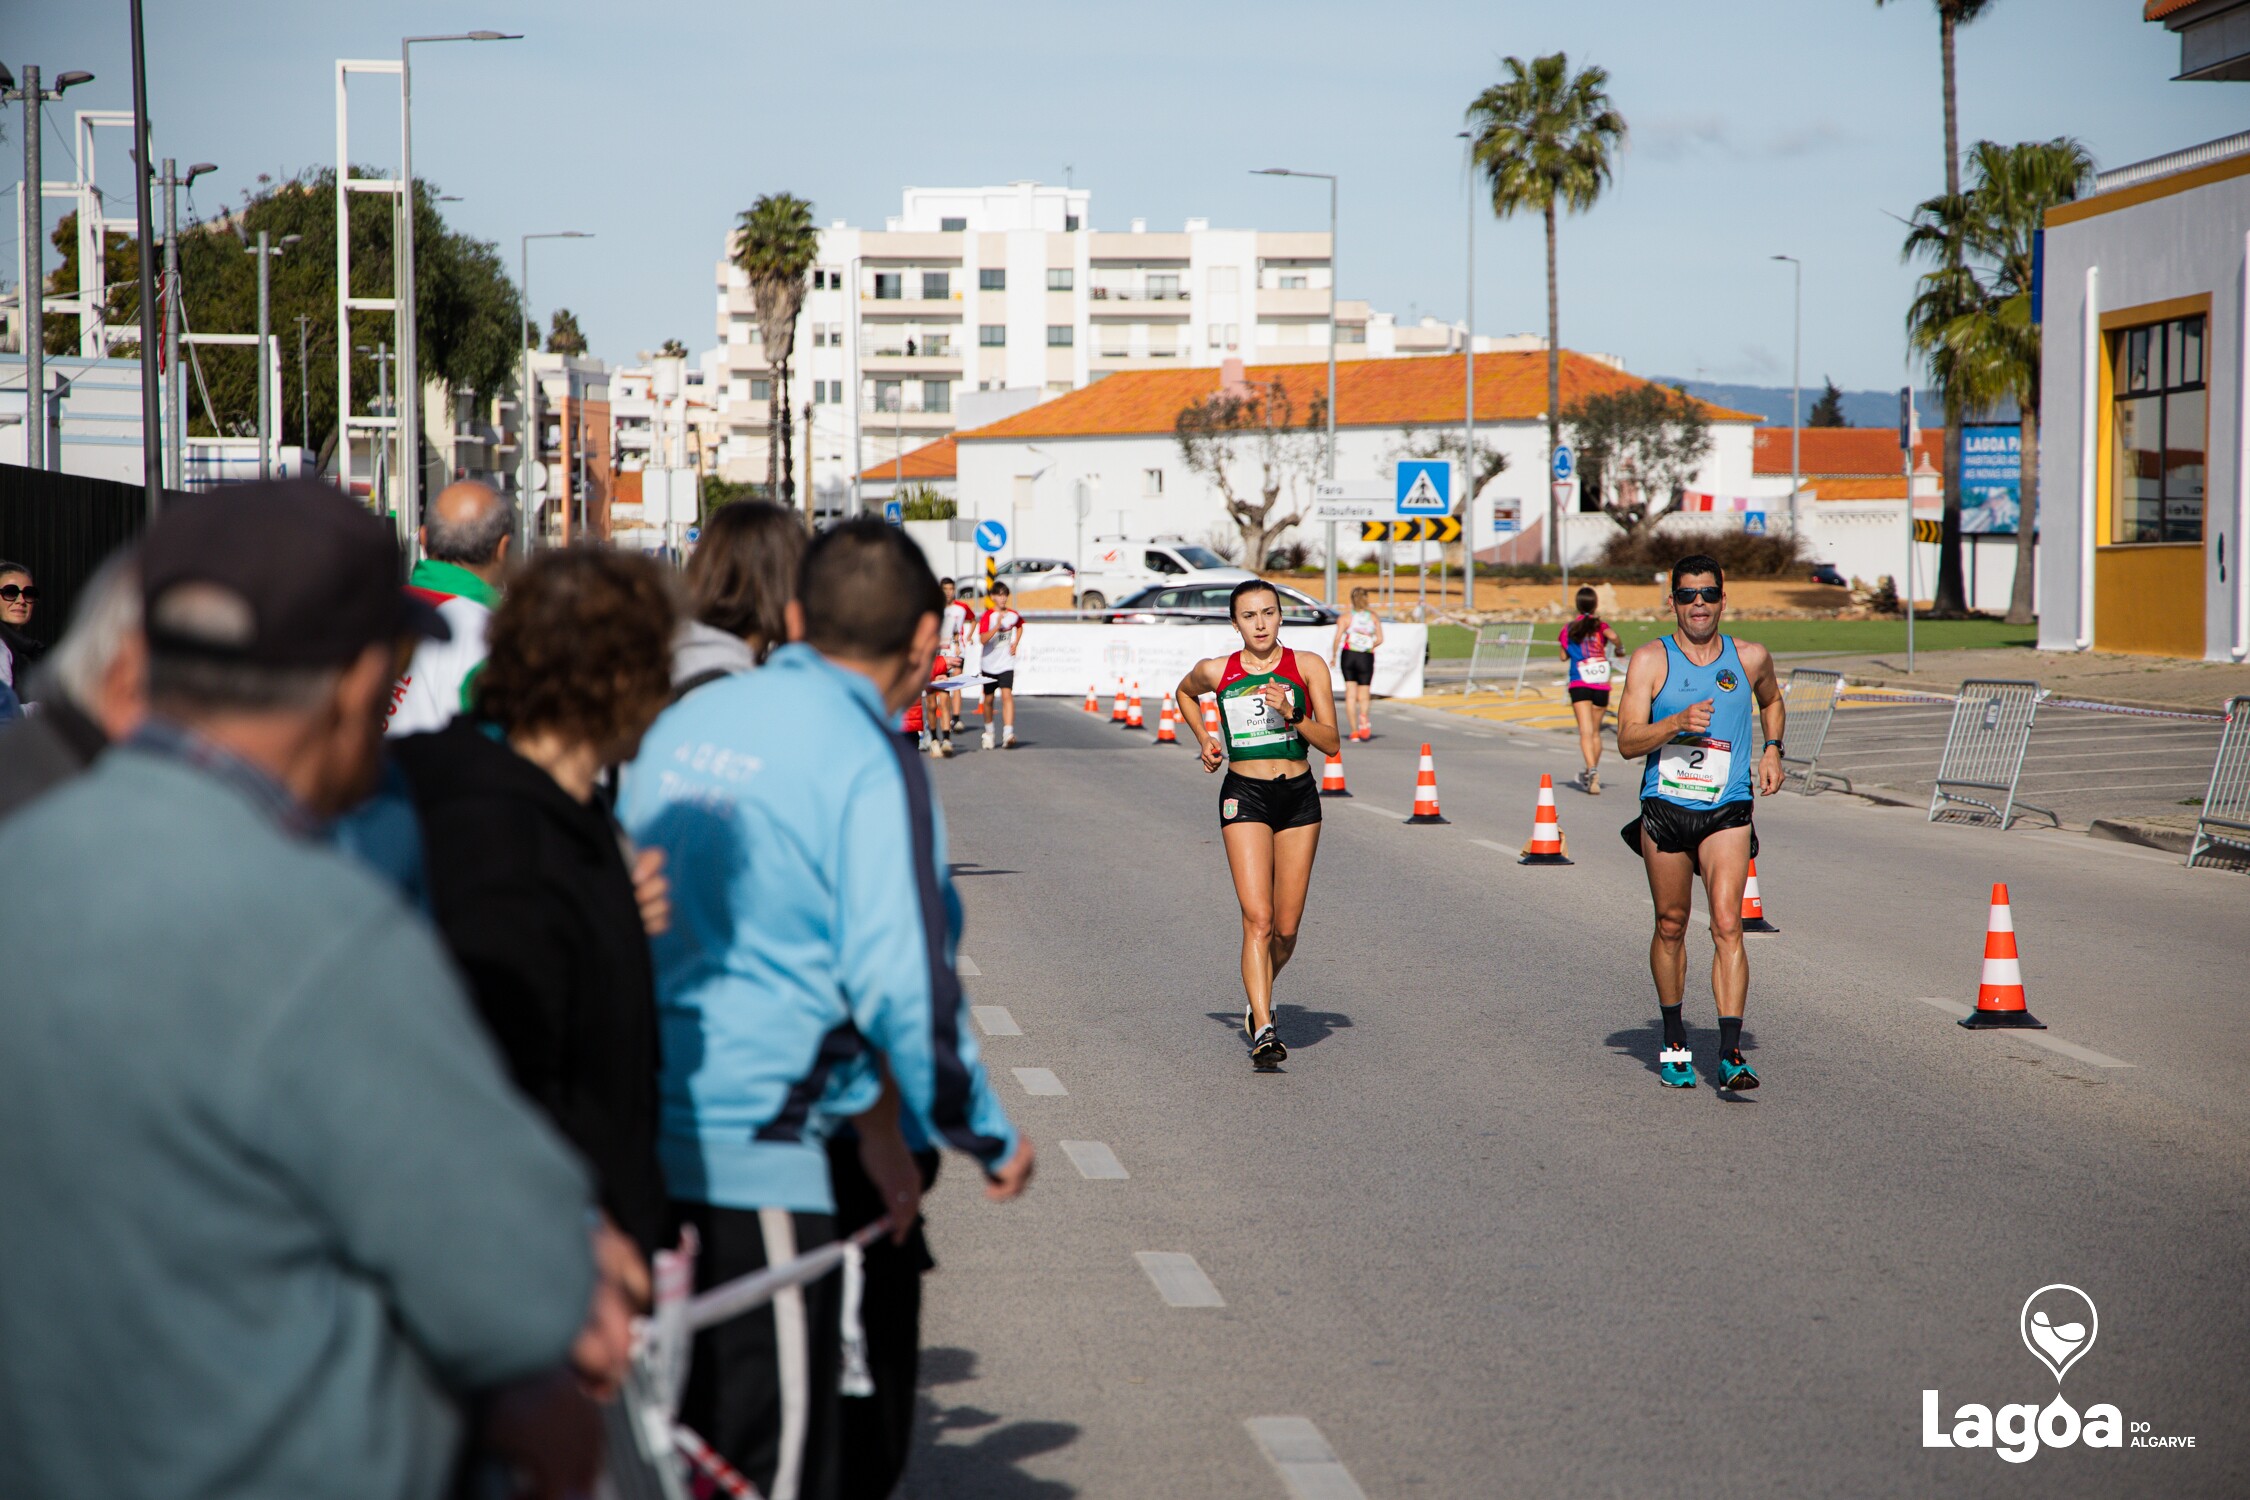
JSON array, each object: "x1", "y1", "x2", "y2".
[
  {"x1": 1779, "y1": 668, "x2": 1851, "y2": 795},
  {"x1": 2188, "y1": 695, "x2": 2250, "y2": 869},
  {"x1": 1464, "y1": 622, "x2": 1541, "y2": 697},
  {"x1": 1928, "y1": 679, "x2": 2058, "y2": 831}
]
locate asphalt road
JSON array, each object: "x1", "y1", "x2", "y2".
[{"x1": 900, "y1": 696, "x2": 2249, "y2": 1498}]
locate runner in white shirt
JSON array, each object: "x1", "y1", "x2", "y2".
[
  {"x1": 927, "y1": 578, "x2": 976, "y2": 758},
  {"x1": 1329, "y1": 587, "x2": 1385, "y2": 742},
  {"x1": 978, "y1": 582, "x2": 1026, "y2": 749}
]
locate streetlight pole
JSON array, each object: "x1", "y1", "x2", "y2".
[
  {"x1": 157, "y1": 160, "x2": 214, "y2": 490},
  {"x1": 296, "y1": 313, "x2": 312, "y2": 461},
  {"x1": 127, "y1": 0, "x2": 165, "y2": 511},
  {"x1": 520, "y1": 230, "x2": 593, "y2": 555},
  {"x1": 399, "y1": 31, "x2": 519, "y2": 548},
  {"x1": 1773, "y1": 254, "x2": 1802, "y2": 537},
  {"x1": 1253, "y1": 167, "x2": 1339, "y2": 605},
  {"x1": 3, "y1": 64, "x2": 96, "y2": 474},
  {"x1": 1460, "y1": 131, "x2": 1477, "y2": 618},
  {"x1": 247, "y1": 232, "x2": 299, "y2": 479}
]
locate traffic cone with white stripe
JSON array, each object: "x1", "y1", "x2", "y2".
[
  {"x1": 1740, "y1": 859, "x2": 1779, "y2": 933},
  {"x1": 1202, "y1": 694, "x2": 1221, "y2": 739},
  {"x1": 1319, "y1": 749, "x2": 1351, "y2": 796},
  {"x1": 1153, "y1": 697, "x2": 1179, "y2": 744},
  {"x1": 1124, "y1": 683, "x2": 1145, "y2": 730},
  {"x1": 1960, "y1": 883, "x2": 2044, "y2": 1029},
  {"x1": 1405, "y1": 744, "x2": 1449, "y2": 824},
  {"x1": 1517, "y1": 774, "x2": 1572, "y2": 863},
  {"x1": 1084, "y1": 684, "x2": 1100, "y2": 714},
  {"x1": 1111, "y1": 680, "x2": 1129, "y2": 722}
]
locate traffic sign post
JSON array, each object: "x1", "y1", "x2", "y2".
[
  {"x1": 883, "y1": 499, "x2": 903, "y2": 525},
  {"x1": 1359, "y1": 518, "x2": 1461, "y2": 544},
  {"x1": 1490, "y1": 494, "x2": 1521, "y2": 536},
  {"x1": 974, "y1": 518, "x2": 1008, "y2": 553},
  {"x1": 1551, "y1": 445, "x2": 1575, "y2": 588},
  {"x1": 1396, "y1": 460, "x2": 1452, "y2": 515}
]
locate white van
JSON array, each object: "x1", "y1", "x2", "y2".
[{"x1": 1073, "y1": 535, "x2": 1251, "y2": 608}]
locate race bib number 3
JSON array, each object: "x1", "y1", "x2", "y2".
[
  {"x1": 1656, "y1": 737, "x2": 1731, "y2": 804},
  {"x1": 1223, "y1": 688, "x2": 1294, "y2": 747}
]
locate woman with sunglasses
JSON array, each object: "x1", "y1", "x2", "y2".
[
  {"x1": 1615, "y1": 555, "x2": 1784, "y2": 1094},
  {"x1": 1175, "y1": 579, "x2": 1340, "y2": 1070},
  {"x1": 0, "y1": 562, "x2": 42, "y2": 708}
]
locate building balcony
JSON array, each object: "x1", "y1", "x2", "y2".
[
  {"x1": 862, "y1": 399, "x2": 955, "y2": 422},
  {"x1": 1256, "y1": 287, "x2": 1333, "y2": 317},
  {"x1": 1089, "y1": 286, "x2": 1191, "y2": 303},
  {"x1": 860, "y1": 295, "x2": 964, "y2": 317},
  {"x1": 860, "y1": 345, "x2": 961, "y2": 367}
]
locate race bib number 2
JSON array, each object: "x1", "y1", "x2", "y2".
[{"x1": 1656, "y1": 736, "x2": 1730, "y2": 804}]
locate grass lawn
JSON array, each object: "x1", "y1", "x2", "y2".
[{"x1": 1426, "y1": 618, "x2": 2037, "y2": 660}]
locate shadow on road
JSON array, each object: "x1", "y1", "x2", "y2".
[
  {"x1": 1203, "y1": 1004, "x2": 1354, "y2": 1050},
  {"x1": 1603, "y1": 1017, "x2": 1760, "y2": 1099},
  {"x1": 906, "y1": 1346, "x2": 1078, "y2": 1498}
]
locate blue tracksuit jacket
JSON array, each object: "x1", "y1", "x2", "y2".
[{"x1": 618, "y1": 644, "x2": 1017, "y2": 1215}]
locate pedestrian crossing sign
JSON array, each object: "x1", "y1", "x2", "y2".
[{"x1": 1396, "y1": 460, "x2": 1451, "y2": 516}]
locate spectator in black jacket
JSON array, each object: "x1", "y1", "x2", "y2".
[
  {"x1": 0, "y1": 551, "x2": 144, "y2": 821},
  {"x1": 394, "y1": 549, "x2": 678, "y2": 1264}
]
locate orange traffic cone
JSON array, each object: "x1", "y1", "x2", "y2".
[
  {"x1": 1517, "y1": 774, "x2": 1572, "y2": 863},
  {"x1": 1405, "y1": 744, "x2": 1449, "y2": 824},
  {"x1": 1153, "y1": 698, "x2": 1179, "y2": 743},
  {"x1": 1124, "y1": 684, "x2": 1145, "y2": 730},
  {"x1": 1741, "y1": 858, "x2": 1779, "y2": 933},
  {"x1": 1111, "y1": 680, "x2": 1128, "y2": 722},
  {"x1": 1960, "y1": 883, "x2": 2044, "y2": 1029},
  {"x1": 1202, "y1": 695, "x2": 1221, "y2": 739},
  {"x1": 1084, "y1": 684, "x2": 1100, "y2": 714},
  {"x1": 1319, "y1": 749, "x2": 1351, "y2": 797}
]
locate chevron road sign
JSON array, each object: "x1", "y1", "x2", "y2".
[{"x1": 1360, "y1": 517, "x2": 1463, "y2": 544}]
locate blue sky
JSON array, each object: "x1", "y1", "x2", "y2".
[{"x1": 10, "y1": 1, "x2": 2240, "y2": 391}]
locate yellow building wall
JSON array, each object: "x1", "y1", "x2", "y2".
[{"x1": 2093, "y1": 545, "x2": 2204, "y2": 655}]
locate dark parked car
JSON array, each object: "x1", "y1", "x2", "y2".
[
  {"x1": 1105, "y1": 579, "x2": 1337, "y2": 626},
  {"x1": 1810, "y1": 562, "x2": 1848, "y2": 587}
]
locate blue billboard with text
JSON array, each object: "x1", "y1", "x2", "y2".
[{"x1": 1960, "y1": 424, "x2": 2022, "y2": 536}]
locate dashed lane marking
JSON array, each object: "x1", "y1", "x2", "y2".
[
  {"x1": 973, "y1": 1005, "x2": 1021, "y2": 1037},
  {"x1": 1059, "y1": 1140, "x2": 1129, "y2": 1179},
  {"x1": 1244, "y1": 1416, "x2": 1370, "y2": 1500},
  {"x1": 1135, "y1": 1251, "x2": 1225, "y2": 1307},
  {"x1": 1470, "y1": 838, "x2": 1515, "y2": 855},
  {"x1": 1910, "y1": 997, "x2": 2135, "y2": 1068},
  {"x1": 1012, "y1": 1067, "x2": 1068, "y2": 1096},
  {"x1": 1345, "y1": 802, "x2": 1409, "y2": 819},
  {"x1": 957, "y1": 955, "x2": 982, "y2": 976}
]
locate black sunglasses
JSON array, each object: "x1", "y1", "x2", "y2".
[
  {"x1": 1671, "y1": 586, "x2": 1722, "y2": 605},
  {"x1": 0, "y1": 584, "x2": 36, "y2": 603}
]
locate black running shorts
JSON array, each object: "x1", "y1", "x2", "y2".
[
  {"x1": 1567, "y1": 685, "x2": 1610, "y2": 707},
  {"x1": 985, "y1": 670, "x2": 1015, "y2": 692},
  {"x1": 1620, "y1": 795, "x2": 1758, "y2": 864},
  {"x1": 1220, "y1": 769, "x2": 1322, "y2": 831},
  {"x1": 1339, "y1": 649, "x2": 1376, "y2": 686}
]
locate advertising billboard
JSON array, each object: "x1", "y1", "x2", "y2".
[{"x1": 1960, "y1": 424, "x2": 2022, "y2": 535}]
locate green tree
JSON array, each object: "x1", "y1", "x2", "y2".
[
  {"x1": 1878, "y1": 0, "x2": 2003, "y2": 614},
  {"x1": 1175, "y1": 377, "x2": 1327, "y2": 568},
  {"x1": 1904, "y1": 138, "x2": 2094, "y2": 624},
  {"x1": 731, "y1": 194, "x2": 819, "y2": 511},
  {"x1": 1467, "y1": 53, "x2": 1627, "y2": 558},
  {"x1": 546, "y1": 308, "x2": 588, "y2": 356},
  {"x1": 1563, "y1": 383, "x2": 1713, "y2": 527},
  {"x1": 897, "y1": 484, "x2": 955, "y2": 520},
  {"x1": 657, "y1": 337, "x2": 689, "y2": 358},
  {"x1": 1807, "y1": 377, "x2": 1850, "y2": 427}
]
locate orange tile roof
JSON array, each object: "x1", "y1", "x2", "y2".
[
  {"x1": 2145, "y1": 0, "x2": 2200, "y2": 21},
  {"x1": 1753, "y1": 427, "x2": 1945, "y2": 477},
  {"x1": 1803, "y1": 478, "x2": 1914, "y2": 501},
  {"x1": 952, "y1": 351, "x2": 1760, "y2": 444},
  {"x1": 856, "y1": 434, "x2": 957, "y2": 483}
]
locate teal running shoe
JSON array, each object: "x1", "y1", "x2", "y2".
[
  {"x1": 1717, "y1": 1050, "x2": 1761, "y2": 1090},
  {"x1": 1658, "y1": 1046, "x2": 1696, "y2": 1088}
]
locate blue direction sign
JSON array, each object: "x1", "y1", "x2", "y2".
[
  {"x1": 974, "y1": 518, "x2": 1008, "y2": 553},
  {"x1": 883, "y1": 500, "x2": 904, "y2": 525},
  {"x1": 685, "y1": 526, "x2": 701, "y2": 545},
  {"x1": 1552, "y1": 444, "x2": 1574, "y2": 482},
  {"x1": 1396, "y1": 460, "x2": 1451, "y2": 516}
]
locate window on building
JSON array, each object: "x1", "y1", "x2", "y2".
[
  {"x1": 1340, "y1": 324, "x2": 1366, "y2": 344},
  {"x1": 921, "y1": 271, "x2": 950, "y2": 300},
  {"x1": 873, "y1": 272, "x2": 902, "y2": 300},
  {"x1": 1144, "y1": 468, "x2": 1163, "y2": 496},
  {"x1": 750, "y1": 378, "x2": 772, "y2": 403},
  {"x1": 1147, "y1": 325, "x2": 1177, "y2": 358},
  {"x1": 1207, "y1": 323, "x2": 1240, "y2": 349},
  {"x1": 922, "y1": 379, "x2": 951, "y2": 414},
  {"x1": 1046, "y1": 325, "x2": 1074, "y2": 347},
  {"x1": 1208, "y1": 266, "x2": 1239, "y2": 295},
  {"x1": 1047, "y1": 268, "x2": 1074, "y2": 292},
  {"x1": 1065, "y1": 215, "x2": 1081, "y2": 231},
  {"x1": 2111, "y1": 313, "x2": 2206, "y2": 545},
  {"x1": 979, "y1": 324, "x2": 1006, "y2": 347},
  {"x1": 873, "y1": 379, "x2": 902, "y2": 413},
  {"x1": 940, "y1": 216, "x2": 967, "y2": 232},
  {"x1": 1148, "y1": 273, "x2": 1181, "y2": 300},
  {"x1": 979, "y1": 268, "x2": 1005, "y2": 291},
  {"x1": 1280, "y1": 273, "x2": 1308, "y2": 290}
]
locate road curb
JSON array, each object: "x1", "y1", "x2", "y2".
[{"x1": 2088, "y1": 818, "x2": 2193, "y2": 856}]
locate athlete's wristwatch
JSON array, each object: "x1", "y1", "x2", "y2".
[
  {"x1": 1763, "y1": 738, "x2": 1785, "y2": 752},
  {"x1": 1285, "y1": 700, "x2": 1306, "y2": 725}
]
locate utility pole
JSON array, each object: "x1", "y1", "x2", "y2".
[
  {"x1": 361, "y1": 341, "x2": 394, "y2": 509},
  {"x1": 1461, "y1": 130, "x2": 1476, "y2": 618},
  {"x1": 5, "y1": 64, "x2": 96, "y2": 472},
  {"x1": 158, "y1": 160, "x2": 220, "y2": 490},
  {"x1": 296, "y1": 313, "x2": 312, "y2": 461},
  {"x1": 1774, "y1": 254, "x2": 1802, "y2": 537},
  {"x1": 247, "y1": 232, "x2": 297, "y2": 479},
  {"x1": 129, "y1": 1, "x2": 163, "y2": 510}
]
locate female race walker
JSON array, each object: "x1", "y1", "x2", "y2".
[
  {"x1": 1331, "y1": 587, "x2": 1385, "y2": 741},
  {"x1": 1560, "y1": 586, "x2": 1623, "y2": 795},
  {"x1": 1176, "y1": 580, "x2": 1340, "y2": 1069}
]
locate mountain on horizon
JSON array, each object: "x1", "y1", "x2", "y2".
[{"x1": 1655, "y1": 379, "x2": 2016, "y2": 432}]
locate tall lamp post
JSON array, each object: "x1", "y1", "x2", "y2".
[
  {"x1": 157, "y1": 160, "x2": 217, "y2": 489},
  {"x1": 1, "y1": 64, "x2": 96, "y2": 475},
  {"x1": 520, "y1": 231, "x2": 593, "y2": 555},
  {"x1": 398, "y1": 29, "x2": 519, "y2": 545},
  {"x1": 1253, "y1": 167, "x2": 1339, "y2": 605},
  {"x1": 247, "y1": 232, "x2": 300, "y2": 479},
  {"x1": 1772, "y1": 254, "x2": 1802, "y2": 538},
  {"x1": 1459, "y1": 130, "x2": 1477, "y2": 616}
]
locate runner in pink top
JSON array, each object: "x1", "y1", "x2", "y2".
[{"x1": 1558, "y1": 586, "x2": 1622, "y2": 795}]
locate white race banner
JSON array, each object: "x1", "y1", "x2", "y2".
[{"x1": 985, "y1": 622, "x2": 1427, "y2": 701}]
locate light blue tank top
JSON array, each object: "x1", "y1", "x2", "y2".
[{"x1": 1640, "y1": 635, "x2": 1756, "y2": 808}]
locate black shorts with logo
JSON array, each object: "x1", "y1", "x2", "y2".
[
  {"x1": 1220, "y1": 769, "x2": 1323, "y2": 832},
  {"x1": 1339, "y1": 649, "x2": 1376, "y2": 686},
  {"x1": 1620, "y1": 795, "x2": 1758, "y2": 865},
  {"x1": 1567, "y1": 685, "x2": 1610, "y2": 706}
]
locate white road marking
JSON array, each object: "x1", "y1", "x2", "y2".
[
  {"x1": 1245, "y1": 1416, "x2": 1369, "y2": 1500},
  {"x1": 1910, "y1": 997, "x2": 2135, "y2": 1068},
  {"x1": 1461, "y1": 729, "x2": 1496, "y2": 739},
  {"x1": 973, "y1": 1005, "x2": 1021, "y2": 1037},
  {"x1": 2023, "y1": 830, "x2": 2182, "y2": 865},
  {"x1": 1012, "y1": 1067, "x2": 1068, "y2": 1096},
  {"x1": 1060, "y1": 1140, "x2": 1129, "y2": 1179},
  {"x1": 1346, "y1": 802, "x2": 1409, "y2": 819},
  {"x1": 1470, "y1": 838, "x2": 1516, "y2": 854},
  {"x1": 1135, "y1": 1251, "x2": 1225, "y2": 1307},
  {"x1": 956, "y1": 955, "x2": 982, "y2": 976}
]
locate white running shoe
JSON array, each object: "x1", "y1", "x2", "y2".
[{"x1": 981, "y1": 726, "x2": 995, "y2": 750}]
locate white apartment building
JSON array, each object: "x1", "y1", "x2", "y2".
[{"x1": 712, "y1": 181, "x2": 1477, "y2": 512}]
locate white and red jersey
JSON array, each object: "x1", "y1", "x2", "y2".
[
  {"x1": 940, "y1": 599, "x2": 977, "y2": 664},
  {"x1": 387, "y1": 561, "x2": 500, "y2": 737},
  {"x1": 979, "y1": 607, "x2": 1024, "y2": 673}
]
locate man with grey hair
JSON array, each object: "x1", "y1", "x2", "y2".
[
  {"x1": 388, "y1": 479, "x2": 513, "y2": 736},
  {"x1": 0, "y1": 548, "x2": 146, "y2": 820}
]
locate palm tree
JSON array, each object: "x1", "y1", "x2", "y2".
[
  {"x1": 731, "y1": 193, "x2": 819, "y2": 509},
  {"x1": 1466, "y1": 53, "x2": 1626, "y2": 566},
  {"x1": 1903, "y1": 138, "x2": 2093, "y2": 624},
  {"x1": 1878, "y1": 0, "x2": 2002, "y2": 613}
]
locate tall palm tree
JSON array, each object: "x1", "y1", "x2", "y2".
[
  {"x1": 731, "y1": 193, "x2": 819, "y2": 509},
  {"x1": 1878, "y1": 0, "x2": 2002, "y2": 613},
  {"x1": 1903, "y1": 138, "x2": 2093, "y2": 624},
  {"x1": 1466, "y1": 54, "x2": 1626, "y2": 566}
]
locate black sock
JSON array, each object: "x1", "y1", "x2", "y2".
[
  {"x1": 1661, "y1": 1004, "x2": 1686, "y2": 1050},
  {"x1": 1719, "y1": 1015, "x2": 1742, "y2": 1058}
]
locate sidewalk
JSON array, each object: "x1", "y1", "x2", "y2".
[{"x1": 1783, "y1": 645, "x2": 2250, "y2": 715}]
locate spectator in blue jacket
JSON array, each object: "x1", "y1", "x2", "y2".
[{"x1": 620, "y1": 517, "x2": 1032, "y2": 1500}]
